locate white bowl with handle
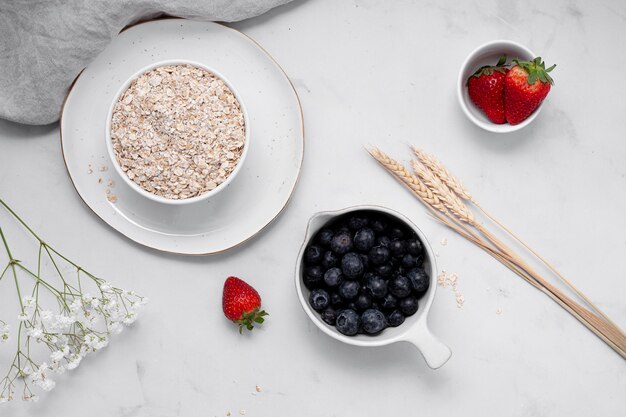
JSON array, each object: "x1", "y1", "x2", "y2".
[{"x1": 295, "y1": 205, "x2": 452, "y2": 369}]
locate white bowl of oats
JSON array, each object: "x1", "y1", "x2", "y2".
[{"x1": 106, "y1": 60, "x2": 249, "y2": 204}]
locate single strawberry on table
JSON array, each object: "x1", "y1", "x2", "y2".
[
  {"x1": 222, "y1": 276, "x2": 268, "y2": 333},
  {"x1": 504, "y1": 57, "x2": 556, "y2": 125},
  {"x1": 467, "y1": 54, "x2": 509, "y2": 124}
]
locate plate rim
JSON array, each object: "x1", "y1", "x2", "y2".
[{"x1": 59, "y1": 18, "x2": 305, "y2": 256}]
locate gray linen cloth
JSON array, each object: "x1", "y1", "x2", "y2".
[{"x1": 0, "y1": 0, "x2": 292, "y2": 125}]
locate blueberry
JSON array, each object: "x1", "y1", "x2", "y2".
[
  {"x1": 316, "y1": 228, "x2": 334, "y2": 247},
  {"x1": 366, "y1": 275, "x2": 387, "y2": 299},
  {"x1": 387, "y1": 310, "x2": 405, "y2": 327},
  {"x1": 321, "y1": 307, "x2": 337, "y2": 325},
  {"x1": 330, "y1": 292, "x2": 343, "y2": 306},
  {"x1": 321, "y1": 251, "x2": 339, "y2": 269},
  {"x1": 361, "y1": 309, "x2": 387, "y2": 334},
  {"x1": 305, "y1": 245, "x2": 324, "y2": 264},
  {"x1": 359, "y1": 253, "x2": 370, "y2": 271},
  {"x1": 376, "y1": 236, "x2": 391, "y2": 248},
  {"x1": 324, "y1": 267, "x2": 343, "y2": 287},
  {"x1": 381, "y1": 293, "x2": 398, "y2": 310},
  {"x1": 354, "y1": 228, "x2": 376, "y2": 252},
  {"x1": 335, "y1": 309, "x2": 360, "y2": 336},
  {"x1": 309, "y1": 289, "x2": 330, "y2": 311},
  {"x1": 348, "y1": 215, "x2": 369, "y2": 231},
  {"x1": 406, "y1": 239, "x2": 423, "y2": 256},
  {"x1": 388, "y1": 239, "x2": 405, "y2": 257},
  {"x1": 388, "y1": 275, "x2": 412, "y2": 298},
  {"x1": 399, "y1": 296, "x2": 419, "y2": 316},
  {"x1": 407, "y1": 268, "x2": 430, "y2": 293},
  {"x1": 303, "y1": 265, "x2": 324, "y2": 289},
  {"x1": 368, "y1": 246, "x2": 390, "y2": 265},
  {"x1": 331, "y1": 232, "x2": 353, "y2": 255},
  {"x1": 341, "y1": 252, "x2": 364, "y2": 278},
  {"x1": 370, "y1": 218, "x2": 387, "y2": 233},
  {"x1": 339, "y1": 280, "x2": 360, "y2": 300},
  {"x1": 376, "y1": 264, "x2": 393, "y2": 277},
  {"x1": 389, "y1": 227, "x2": 405, "y2": 240},
  {"x1": 346, "y1": 302, "x2": 357, "y2": 311},
  {"x1": 402, "y1": 253, "x2": 423, "y2": 268},
  {"x1": 355, "y1": 292, "x2": 372, "y2": 311}
]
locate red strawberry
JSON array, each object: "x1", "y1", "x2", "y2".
[
  {"x1": 467, "y1": 54, "x2": 509, "y2": 124},
  {"x1": 504, "y1": 57, "x2": 556, "y2": 125},
  {"x1": 222, "y1": 276, "x2": 268, "y2": 333}
]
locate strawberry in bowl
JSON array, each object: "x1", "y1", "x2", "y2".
[
  {"x1": 504, "y1": 57, "x2": 556, "y2": 125},
  {"x1": 467, "y1": 54, "x2": 509, "y2": 124},
  {"x1": 458, "y1": 40, "x2": 556, "y2": 132}
]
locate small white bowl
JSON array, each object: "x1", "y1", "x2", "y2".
[
  {"x1": 105, "y1": 59, "x2": 250, "y2": 205},
  {"x1": 458, "y1": 40, "x2": 539, "y2": 133},
  {"x1": 295, "y1": 205, "x2": 452, "y2": 369}
]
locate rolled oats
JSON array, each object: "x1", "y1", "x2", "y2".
[{"x1": 110, "y1": 64, "x2": 246, "y2": 200}]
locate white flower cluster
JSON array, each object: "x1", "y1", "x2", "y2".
[{"x1": 1, "y1": 281, "x2": 147, "y2": 402}]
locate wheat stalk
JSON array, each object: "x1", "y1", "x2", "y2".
[
  {"x1": 411, "y1": 160, "x2": 476, "y2": 225},
  {"x1": 367, "y1": 148, "x2": 444, "y2": 212},
  {"x1": 412, "y1": 146, "x2": 473, "y2": 201},
  {"x1": 369, "y1": 146, "x2": 626, "y2": 359},
  {"x1": 411, "y1": 146, "x2": 619, "y2": 331}
]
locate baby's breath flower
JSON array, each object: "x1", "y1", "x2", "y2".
[
  {"x1": 21, "y1": 365, "x2": 32, "y2": 376},
  {"x1": 0, "y1": 323, "x2": 10, "y2": 343},
  {"x1": 26, "y1": 327, "x2": 43, "y2": 340},
  {"x1": 23, "y1": 394, "x2": 39, "y2": 402},
  {"x1": 122, "y1": 312, "x2": 138, "y2": 325},
  {"x1": 66, "y1": 354, "x2": 83, "y2": 371},
  {"x1": 109, "y1": 322, "x2": 123, "y2": 335},
  {"x1": 30, "y1": 363, "x2": 56, "y2": 392},
  {"x1": 40, "y1": 310, "x2": 54, "y2": 322},
  {"x1": 17, "y1": 312, "x2": 29, "y2": 321},
  {"x1": 50, "y1": 350, "x2": 65, "y2": 363},
  {"x1": 22, "y1": 296, "x2": 36, "y2": 309}
]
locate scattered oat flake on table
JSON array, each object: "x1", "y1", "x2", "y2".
[
  {"x1": 106, "y1": 194, "x2": 117, "y2": 203},
  {"x1": 107, "y1": 179, "x2": 115, "y2": 187},
  {"x1": 438, "y1": 270, "x2": 465, "y2": 308},
  {"x1": 239, "y1": 410, "x2": 246, "y2": 415},
  {"x1": 496, "y1": 308, "x2": 503, "y2": 315},
  {"x1": 440, "y1": 238, "x2": 448, "y2": 246},
  {"x1": 255, "y1": 385, "x2": 262, "y2": 393},
  {"x1": 98, "y1": 177, "x2": 103, "y2": 184},
  {"x1": 99, "y1": 165, "x2": 108, "y2": 172}
]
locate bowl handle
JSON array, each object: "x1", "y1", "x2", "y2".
[{"x1": 404, "y1": 320, "x2": 451, "y2": 369}]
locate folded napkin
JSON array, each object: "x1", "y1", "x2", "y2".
[{"x1": 0, "y1": 0, "x2": 292, "y2": 125}]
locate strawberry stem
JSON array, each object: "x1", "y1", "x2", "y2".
[
  {"x1": 512, "y1": 57, "x2": 556, "y2": 85},
  {"x1": 466, "y1": 54, "x2": 508, "y2": 85},
  {"x1": 235, "y1": 308, "x2": 269, "y2": 334}
]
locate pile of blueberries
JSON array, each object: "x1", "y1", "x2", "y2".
[{"x1": 302, "y1": 210, "x2": 430, "y2": 336}]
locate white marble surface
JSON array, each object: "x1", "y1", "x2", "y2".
[{"x1": 1, "y1": 0, "x2": 625, "y2": 415}]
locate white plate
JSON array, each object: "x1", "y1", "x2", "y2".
[{"x1": 60, "y1": 20, "x2": 304, "y2": 255}]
